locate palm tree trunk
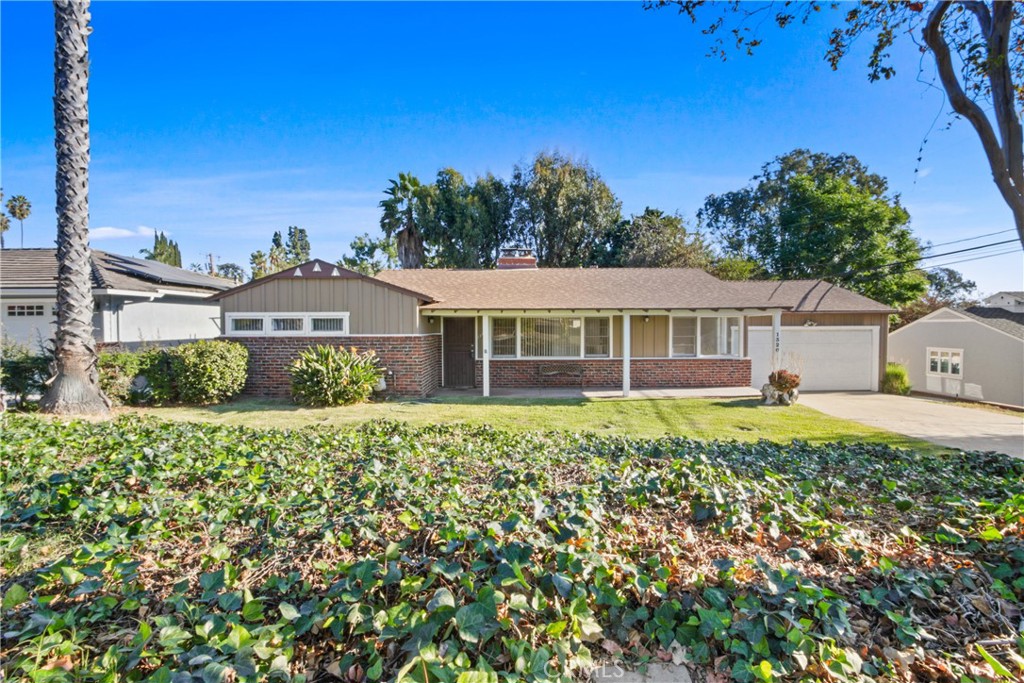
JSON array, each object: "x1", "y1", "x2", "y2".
[{"x1": 41, "y1": 0, "x2": 109, "y2": 415}]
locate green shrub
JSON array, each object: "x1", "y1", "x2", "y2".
[
  {"x1": 0, "y1": 341, "x2": 49, "y2": 407},
  {"x1": 97, "y1": 349, "x2": 143, "y2": 405},
  {"x1": 290, "y1": 344, "x2": 384, "y2": 407},
  {"x1": 169, "y1": 340, "x2": 248, "y2": 405},
  {"x1": 137, "y1": 347, "x2": 177, "y2": 404},
  {"x1": 883, "y1": 362, "x2": 912, "y2": 395}
]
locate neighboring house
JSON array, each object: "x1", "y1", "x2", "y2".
[
  {"x1": 1, "y1": 248, "x2": 230, "y2": 351},
  {"x1": 212, "y1": 251, "x2": 891, "y2": 398},
  {"x1": 889, "y1": 294, "x2": 1024, "y2": 408}
]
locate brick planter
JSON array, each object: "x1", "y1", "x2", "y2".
[
  {"x1": 474, "y1": 358, "x2": 751, "y2": 389},
  {"x1": 231, "y1": 335, "x2": 441, "y2": 398}
]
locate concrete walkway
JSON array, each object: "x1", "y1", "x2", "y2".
[
  {"x1": 436, "y1": 386, "x2": 760, "y2": 400},
  {"x1": 800, "y1": 392, "x2": 1024, "y2": 459}
]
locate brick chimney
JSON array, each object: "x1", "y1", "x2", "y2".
[{"x1": 496, "y1": 247, "x2": 538, "y2": 270}]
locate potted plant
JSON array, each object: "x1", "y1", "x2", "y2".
[{"x1": 762, "y1": 369, "x2": 801, "y2": 405}]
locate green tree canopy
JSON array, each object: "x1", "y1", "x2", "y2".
[
  {"x1": 380, "y1": 173, "x2": 429, "y2": 269},
  {"x1": 597, "y1": 207, "x2": 713, "y2": 268},
  {"x1": 511, "y1": 152, "x2": 622, "y2": 267},
  {"x1": 340, "y1": 233, "x2": 398, "y2": 275},
  {"x1": 699, "y1": 150, "x2": 927, "y2": 307},
  {"x1": 5, "y1": 194, "x2": 32, "y2": 249}
]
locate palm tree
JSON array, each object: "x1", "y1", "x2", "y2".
[
  {"x1": 6, "y1": 195, "x2": 32, "y2": 248},
  {"x1": 41, "y1": 0, "x2": 109, "y2": 415},
  {"x1": 0, "y1": 190, "x2": 10, "y2": 249},
  {"x1": 379, "y1": 173, "x2": 427, "y2": 269}
]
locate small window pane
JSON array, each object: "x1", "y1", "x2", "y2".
[
  {"x1": 699, "y1": 316, "x2": 720, "y2": 356},
  {"x1": 584, "y1": 318, "x2": 610, "y2": 357},
  {"x1": 950, "y1": 353, "x2": 962, "y2": 376},
  {"x1": 492, "y1": 318, "x2": 516, "y2": 357},
  {"x1": 311, "y1": 317, "x2": 346, "y2": 333},
  {"x1": 672, "y1": 317, "x2": 696, "y2": 356},
  {"x1": 939, "y1": 356, "x2": 949, "y2": 374},
  {"x1": 231, "y1": 317, "x2": 264, "y2": 332},
  {"x1": 6, "y1": 304, "x2": 45, "y2": 317},
  {"x1": 272, "y1": 317, "x2": 304, "y2": 332},
  {"x1": 929, "y1": 353, "x2": 939, "y2": 373}
]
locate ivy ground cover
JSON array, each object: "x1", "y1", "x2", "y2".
[{"x1": 2, "y1": 415, "x2": 1022, "y2": 683}]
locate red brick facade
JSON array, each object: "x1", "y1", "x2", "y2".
[
  {"x1": 472, "y1": 358, "x2": 751, "y2": 389},
  {"x1": 232, "y1": 335, "x2": 441, "y2": 398}
]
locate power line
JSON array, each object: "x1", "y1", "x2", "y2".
[
  {"x1": 860, "y1": 239, "x2": 1020, "y2": 274},
  {"x1": 922, "y1": 229, "x2": 1016, "y2": 251},
  {"x1": 917, "y1": 248, "x2": 1021, "y2": 271}
]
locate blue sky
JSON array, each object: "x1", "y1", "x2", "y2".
[{"x1": 2, "y1": 1, "x2": 1020, "y2": 293}]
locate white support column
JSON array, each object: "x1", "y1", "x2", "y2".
[
  {"x1": 771, "y1": 309, "x2": 782, "y2": 371},
  {"x1": 482, "y1": 313, "x2": 491, "y2": 397},
  {"x1": 622, "y1": 313, "x2": 631, "y2": 398}
]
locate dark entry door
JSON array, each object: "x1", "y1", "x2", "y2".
[{"x1": 443, "y1": 318, "x2": 476, "y2": 387}]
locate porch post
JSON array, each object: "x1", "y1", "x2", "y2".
[
  {"x1": 771, "y1": 309, "x2": 782, "y2": 370},
  {"x1": 622, "y1": 313, "x2": 631, "y2": 398},
  {"x1": 482, "y1": 313, "x2": 491, "y2": 397}
]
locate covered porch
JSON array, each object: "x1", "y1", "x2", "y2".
[{"x1": 432, "y1": 308, "x2": 784, "y2": 397}]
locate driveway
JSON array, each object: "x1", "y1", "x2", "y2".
[{"x1": 800, "y1": 392, "x2": 1024, "y2": 459}]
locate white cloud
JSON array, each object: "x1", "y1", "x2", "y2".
[
  {"x1": 916, "y1": 167, "x2": 933, "y2": 179},
  {"x1": 90, "y1": 225, "x2": 159, "y2": 240}
]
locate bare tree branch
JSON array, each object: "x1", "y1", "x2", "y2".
[{"x1": 924, "y1": 1, "x2": 1024, "y2": 243}]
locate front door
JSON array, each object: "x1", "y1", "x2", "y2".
[{"x1": 443, "y1": 318, "x2": 476, "y2": 387}]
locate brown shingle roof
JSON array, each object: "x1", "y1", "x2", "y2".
[
  {"x1": 728, "y1": 280, "x2": 894, "y2": 313},
  {"x1": 374, "y1": 268, "x2": 891, "y2": 312},
  {"x1": 0, "y1": 248, "x2": 231, "y2": 294}
]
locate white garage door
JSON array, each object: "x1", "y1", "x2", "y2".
[{"x1": 748, "y1": 326, "x2": 879, "y2": 391}]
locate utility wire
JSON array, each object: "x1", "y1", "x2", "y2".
[
  {"x1": 917, "y1": 248, "x2": 1022, "y2": 271},
  {"x1": 856, "y1": 239, "x2": 1020, "y2": 274},
  {"x1": 921, "y1": 229, "x2": 1016, "y2": 251}
]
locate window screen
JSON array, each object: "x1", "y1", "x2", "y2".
[{"x1": 584, "y1": 318, "x2": 610, "y2": 357}]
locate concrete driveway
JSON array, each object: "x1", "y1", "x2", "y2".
[{"x1": 800, "y1": 392, "x2": 1024, "y2": 459}]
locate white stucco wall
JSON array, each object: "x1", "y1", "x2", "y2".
[
  {"x1": 95, "y1": 295, "x2": 222, "y2": 344},
  {"x1": 982, "y1": 292, "x2": 1024, "y2": 313},
  {"x1": 889, "y1": 310, "x2": 1024, "y2": 408}
]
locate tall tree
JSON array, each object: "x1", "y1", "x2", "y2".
[
  {"x1": 6, "y1": 194, "x2": 32, "y2": 249},
  {"x1": 511, "y1": 152, "x2": 622, "y2": 267},
  {"x1": 380, "y1": 173, "x2": 428, "y2": 269},
  {"x1": 249, "y1": 227, "x2": 310, "y2": 279},
  {"x1": 470, "y1": 173, "x2": 517, "y2": 267},
  {"x1": 140, "y1": 231, "x2": 181, "y2": 267},
  {"x1": 340, "y1": 233, "x2": 398, "y2": 275},
  {"x1": 0, "y1": 190, "x2": 10, "y2": 249},
  {"x1": 597, "y1": 207, "x2": 714, "y2": 268},
  {"x1": 648, "y1": 1, "x2": 1024, "y2": 247},
  {"x1": 41, "y1": 0, "x2": 109, "y2": 415},
  {"x1": 700, "y1": 151, "x2": 928, "y2": 307}
]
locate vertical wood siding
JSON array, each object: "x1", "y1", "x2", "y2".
[{"x1": 219, "y1": 279, "x2": 425, "y2": 335}]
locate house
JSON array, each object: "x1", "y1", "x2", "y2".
[
  {"x1": 888, "y1": 293, "x2": 1024, "y2": 408},
  {"x1": 1, "y1": 248, "x2": 230, "y2": 351},
  {"x1": 212, "y1": 251, "x2": 892, "y2": 397}
]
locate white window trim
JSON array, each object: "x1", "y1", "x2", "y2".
[
  {"x1": 479, "y1": 314, "x2": 614, "y2": 360},
  {"x1": 669, "y1": 314, "x2": 743, "y2": 359},
  {"x1": 226, "y1": 312, "x2": 350, "y2": 337},
  {"x1": 926, "y1": 347, "x2": 963, "y2": 378}
]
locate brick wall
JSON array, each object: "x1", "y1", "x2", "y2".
[
  {"x1": 474, "y1": 358, "x2": 751, "y2": 389},
  {"x1": 232, "y1": 335, "x2": 441, "y2": 398}
]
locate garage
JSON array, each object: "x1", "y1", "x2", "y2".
[{"x1": 748, "y1": 326, "x2": 880, "y2": 391}]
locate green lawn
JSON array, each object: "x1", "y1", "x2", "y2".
[{"x1": 133, "y1": 395, "x2": 947, "y2": 453}]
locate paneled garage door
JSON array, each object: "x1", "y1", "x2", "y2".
[{"x1": 748, "y1": 326, "x2": 879, "y2": 391}]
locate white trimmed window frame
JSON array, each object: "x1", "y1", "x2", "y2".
[
  {"x1": 926, "y1": 347, "x2": 963, "y2": 378},
  {"x1": 226, "y1": 312, "x2": 351, "y2": 337},
  {"x1": 482, "y1": 314, "x2": 614, "y2": 360},
  {"x1": 669, "y1": 314, "x2": 743, "y2": 359}
]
